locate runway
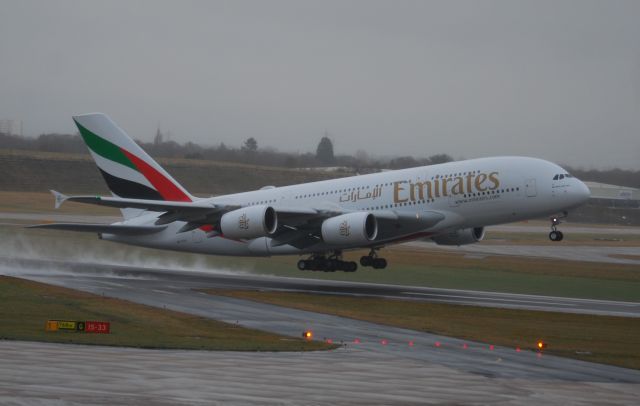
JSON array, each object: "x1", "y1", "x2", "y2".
[
  {"x1": 3, "y1": 257, "x2": 640, "y2": 404},
  {"x1": 4, "y1": 257, "x2": 640, "y2": 317}
]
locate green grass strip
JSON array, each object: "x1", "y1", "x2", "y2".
[
  {"x1": 207, "y1": 289, "x2": 640, "y2": 369},
  {"x1": 0, "y1": 276, "x2": 333, "y2": 352}
]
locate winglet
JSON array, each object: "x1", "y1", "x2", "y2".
[{"x1": 50, "y1": 190, "x2": 68, "y2": 209}]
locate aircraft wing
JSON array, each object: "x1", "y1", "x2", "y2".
[
  {"x1": 48, "y1": 190, "x2": 445, "y2": 246},
  {"x1": 28, "y1": 223, "x2": 167, "y2": 235},
  {"x1": 49, "y1": 191, "x2": 326, "y2": 233}
]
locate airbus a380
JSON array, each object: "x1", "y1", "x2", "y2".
[{"x1": 33, "y1": 113, "x2": 591, "y2": 272}]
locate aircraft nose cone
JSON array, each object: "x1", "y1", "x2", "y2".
[{"x1": 576, "y1": 180, "x2": 591, "y2": 204}]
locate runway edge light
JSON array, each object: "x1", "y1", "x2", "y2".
[
  {"x1": 537, "y1": 340, "x2": 547, "y2": 351},
  {"x1": 302, "y1": 330, "x2": 313, "y2": 340}
]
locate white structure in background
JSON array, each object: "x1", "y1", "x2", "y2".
[
  {"x1": 0, "y1": 119, "x2": 22, "y2": 136},
  {"x1": 585, "y1": 182, "x2": 640, "y2": 205}
]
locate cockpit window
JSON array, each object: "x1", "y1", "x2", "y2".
[
  {"x1": 559, "y1": 174, "x2": 565, "y2": 180},
  {"x1": 553, "y1": 175, "x2": 559, "y2": 180}
]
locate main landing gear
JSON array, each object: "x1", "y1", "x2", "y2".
[
  {"x1": 359, "y1": 248, "x2": 388, "y2": 269},
  {"x1": 297, "y1": 251, "x2": 357, "y2": 272},
  {"x1": 549, "y1": 214, "x2": 565, "y2": 242}
]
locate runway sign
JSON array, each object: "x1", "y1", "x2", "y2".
[
  {"x1": 57, "y1": 321, "x2": 77, "y2": 330},
  {"x1": 45, "y1": 320, "x2": 110, "y2": 334},
  {"x1": 85, "y1": 321, "x2": 110, "y2": 334},
  {"x1": 45, "y1": 320, "x2": 58, "y2": 332}
]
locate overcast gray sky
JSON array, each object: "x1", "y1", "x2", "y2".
[{"x1": 1, "y1": 0, "x2": 639, "y2": 169}]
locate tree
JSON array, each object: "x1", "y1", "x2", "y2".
[
  {"x1": 241, "y1": 137, "x2": 258, "y2": 152},
  {"x1": 428, "y1": 153, "x2": 453, "y2": 165},
  {"x1": 316, "y1": 136, "x2": 335, "y2": 164}
]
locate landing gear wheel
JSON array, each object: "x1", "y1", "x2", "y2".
[
  {"x1": 372, "y1": 258, "x2": 387, "y2": 269},
  {"x1": 360, "y1": 256, "x2": 372, "y2": 267},
  {"x1": 549, "y1": 230, "x2": 565, "y2": 242},
  {"x1": 297, "y1": 260, "x2": 308, "y2": 270},
  {"x1": 325, "y1": 259, "x2": 338, "y2": 272},
  {"x1": 346, "y1": 261, "x2": 358, "y2": 272},
  {"x1": 549, "y1": 213, "x2": 567, "y2": 243}
]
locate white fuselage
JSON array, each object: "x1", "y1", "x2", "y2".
[{"x1": 105, "y1": 156, "x2": 590, "y2": 256}]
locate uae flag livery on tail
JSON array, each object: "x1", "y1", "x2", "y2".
[{"x1": 73, "y1": 113, "x2": 193, "y2": 203}]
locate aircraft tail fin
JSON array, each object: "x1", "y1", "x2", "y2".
[{"x1": 72, "y1": 113, "x2": 195, "y2": 218}]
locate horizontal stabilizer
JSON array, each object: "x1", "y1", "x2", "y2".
[
  {"x1": 50, "y1": 190, "x2": 68, "y2": 209},
  {"x1": 62, "y1": 195, "x2": 218, "y2": 212},
  {"x1": 28, "y1": 223, "x2": 167, "y2": 236}
]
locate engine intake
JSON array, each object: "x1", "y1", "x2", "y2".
[
  {"x1": 321, "y1": 212, "x2": 378, "y2": 246},
  {"x1": 431, "y1": 227, "x2": 485, "y2": 246},
  {"x1": 220, "y1": 205, "x2": 278, "y2": 239}
]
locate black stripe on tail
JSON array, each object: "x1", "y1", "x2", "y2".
[{"x1": 99, "y1": 169, "x2": 164, "y2": 200}]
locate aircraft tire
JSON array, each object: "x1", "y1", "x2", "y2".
[
  {"x1": 297, "y1": 260, "x2": 308, "y2": 271},
  {"x1": 557, "y1": 231, "x2": 564, "y2": 241},
  {"x1": 360, "y1": 256, "x2": 372, "y2": 267},
  {"x1": 372, "y1": 258, "x2": 387, "y2": 269},
  {"x1": 549, "y1": 231, "x2": 559, "y2": 241}
]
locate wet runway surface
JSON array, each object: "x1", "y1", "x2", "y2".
[
  {"x1": 3, "y1": 257, "x2": 640, "y2": 404},
  {"x1": 4, "y1": 257, "x2": 640, "y2": 317}
]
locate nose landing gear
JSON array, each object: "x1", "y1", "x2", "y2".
[{"x1": 549, "y1": 215, "x2": 564, "y2": 242}]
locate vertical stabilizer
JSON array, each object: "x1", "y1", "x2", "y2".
[{"x1": 73, "y1": 113, "x2": 195, "y2": 218}]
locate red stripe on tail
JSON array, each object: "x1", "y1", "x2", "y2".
[{"x1": 121, "y1": 148, "x2": 191, "y2": 202}]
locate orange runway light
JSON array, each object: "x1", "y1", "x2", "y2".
[
  {"x1": 302, "y1": 330, "x2": 313, "y2": 340},
  {"x1": 537, "y1": 340, "x2": 547, "y2": 350}
]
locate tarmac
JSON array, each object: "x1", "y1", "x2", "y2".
[{"x1": 2, "y1": 341, "x2": 640, "y2": 405}]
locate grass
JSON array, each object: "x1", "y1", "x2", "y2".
[
  {"x1": 207, "y1": 289, "x2": 640, "y2": 370},
  {"x1": 0, "y1": 276, "x2": 334, "y2": 351}
]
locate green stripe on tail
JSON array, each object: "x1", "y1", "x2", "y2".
[{"x1": 75, "y1": 120, "x2": 138, "y2": 171}]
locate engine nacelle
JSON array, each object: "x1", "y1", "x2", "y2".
[
  {"x1": 321, "y1": 212, "x2": 378, "y2": 246},
  {"x1": 431, "y1": 227, "x2": 485, "y2": 246},
  {"x1": 220, "y1": 205, "x2": 278, "y2": 239}
]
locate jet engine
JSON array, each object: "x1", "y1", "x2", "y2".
[
  {"x1": 321, "y1": 212, "x2": 378, "y2": 246},
  {"x1": 431, "y1": 227, "x2": 485, "y2": 246},
  {"x1": 220, "y1": 205, "x2": 278, "y2": 239}
]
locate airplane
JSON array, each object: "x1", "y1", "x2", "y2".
[{"x1": 31, "y1": 113, "x2": 591, "y2": 272}]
